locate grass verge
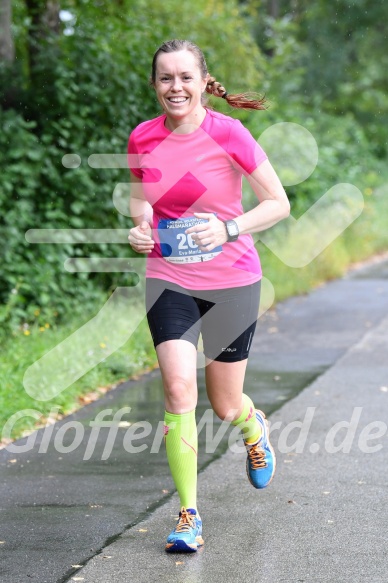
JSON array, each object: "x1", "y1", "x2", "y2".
[
  {"x1": 1, "y1": 185, "x2": 388, "y2": 443},
  {"x1": 0, "y1": 302, "x2": 156, "y2": 443}
]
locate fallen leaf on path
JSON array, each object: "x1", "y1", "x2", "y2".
[
  {"x1": 138, "y1": 529, "x2": 148, "y2": 533},
  {"x1": 79, "y1": 391, "x2": 100, "y2": 405}
]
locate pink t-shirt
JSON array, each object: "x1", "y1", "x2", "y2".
[{"x1": 127, "y1": 109, "x2": 267, "y2": 290}]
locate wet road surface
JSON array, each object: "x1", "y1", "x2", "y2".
[{"x1": 0, "y1": 258, "x2": 387, "y2": 582}]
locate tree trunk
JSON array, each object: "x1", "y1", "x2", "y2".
[
  {"x1": 24, "y1": 0, "x2": 60, "y2": 83},
  {"x1": 268, "y1": 0, "x2": 279, "y2": 19},
  {"x1": 0, "y1": 0, "x2": 14, "y2": 63},
  {"x1": 43, "y1": 1, "x2": 61, "y2": 35}
]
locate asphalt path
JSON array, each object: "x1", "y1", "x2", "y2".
[{"x1": 0, "y1": 257, "x2": 387, "y2": 583}]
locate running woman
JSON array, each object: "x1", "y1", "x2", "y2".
[{"x1": 127, "y1": 39, "x2": 290, "y2": 553}]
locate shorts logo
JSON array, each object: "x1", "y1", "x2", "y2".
[{"x1": 221, "y1": 347, "x2": 237, "y2": 352}]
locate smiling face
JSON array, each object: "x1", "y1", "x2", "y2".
[{"x1": 153, "y1": 50, "x2": 208, "y2": 130}]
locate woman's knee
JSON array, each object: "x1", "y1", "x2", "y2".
[
  {"x1": 163, "y1": 375, "x2": 197, "y2": 412},
  {"x1": 156, "y1": 340, "x2": 198, "y2": 411},
  {"x1": 211, "y1": 400, "x2": 242, "y2": 422},
  {"x1": 164, "y1": 375, "x2": 194, "y2": 399}
]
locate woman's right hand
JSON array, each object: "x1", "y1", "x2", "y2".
[{"x1": 128, "y1": 220, "x2": 155, "y2": 254}]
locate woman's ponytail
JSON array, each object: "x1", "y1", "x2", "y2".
[{"x1": 206, "y1": 76, "x2": 267, "y2": 111}]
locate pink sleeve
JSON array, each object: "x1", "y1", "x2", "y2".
[
  {"x1": 127, "y1": 131, "x2": 142, "y2": 179},
  {"x1": 228, "y1": 120, "x2": 267, "y2": 176}
]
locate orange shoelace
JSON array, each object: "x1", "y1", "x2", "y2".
[
  {"x1": 174, "y1": 508, "x2": 196, "y2": 533},
  {"x1": 247, "y1": 442, "x2": 267, "y2": 469}
]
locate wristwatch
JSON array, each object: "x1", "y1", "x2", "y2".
[{"x1": 223, "y1": 219, "x2": 239, "y2": 242}]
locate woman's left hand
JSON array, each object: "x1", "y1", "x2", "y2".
[{"x1": 185, "y1": 213, "x2": 228, "y2": 251}]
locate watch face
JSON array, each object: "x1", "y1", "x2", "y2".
[{"x1": 228, "y1": 223, "x2": 239, "y2": 236}]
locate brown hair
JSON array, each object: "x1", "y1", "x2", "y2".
[{"x1": 151, "y1": 39, "x2": 267, "y2": 111}]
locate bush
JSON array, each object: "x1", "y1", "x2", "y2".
[{"x1": 1, "y1": 0, "x2": 268, "y2": 333}]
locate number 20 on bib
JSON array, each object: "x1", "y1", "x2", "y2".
[{"x1": 158, "y1": 216, "x2": 223, "y2": 264}]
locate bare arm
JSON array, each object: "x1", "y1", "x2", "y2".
[
  {"x1": 129, "y1": 171, "x2": 153, "y2": 226},
  {"x1": 235, "y1": 159, "x2": 290, "y2": 234},
  {"x1": 185, "y1": 159, "x2": 290, "y2": 250},
  {"x1": 128, "y1": 171, "x2": 155, "y2": 253}
]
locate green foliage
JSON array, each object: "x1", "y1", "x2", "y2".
[
  {"x1": 0, "y1": 105, "x2": 134, "y2": 332},
  {"x1": 1, "y1": 0, "x2": 388, "y2": 335},
  {"x1": 1, "y1": 0, "x2": 268, "y2": 334},
  {"x1": 254, "y1": 0, "x2": 388, "y2": 157},
  {"x1": 0, "y1": 303, "x2": 156, "y2": 438},
  {"x1": 1, "y1": 0, "x2": 388, "y2": 437}
]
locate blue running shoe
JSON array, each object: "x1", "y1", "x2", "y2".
[
  {"x1": 165, "y1": 507, "x2": 204, "y2": 553},
  {"x1": 245, "y1": 410, "x2": 276, "y2": 489}
]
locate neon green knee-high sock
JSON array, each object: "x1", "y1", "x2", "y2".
[
  {"x1": 164, "y1": 410, "x2": 198, "y2": 510},
  {"x1": 231, "y1": 394, "x2": 262, "y2": 444}
]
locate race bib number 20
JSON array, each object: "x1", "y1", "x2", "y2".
[{"x1": 158, "y1": 216, "x2": 223, "y2": 264}]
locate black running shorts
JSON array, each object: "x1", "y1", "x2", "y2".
[{"x1": 145, "y1": 278, "x2": 260, "y2": 362}]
